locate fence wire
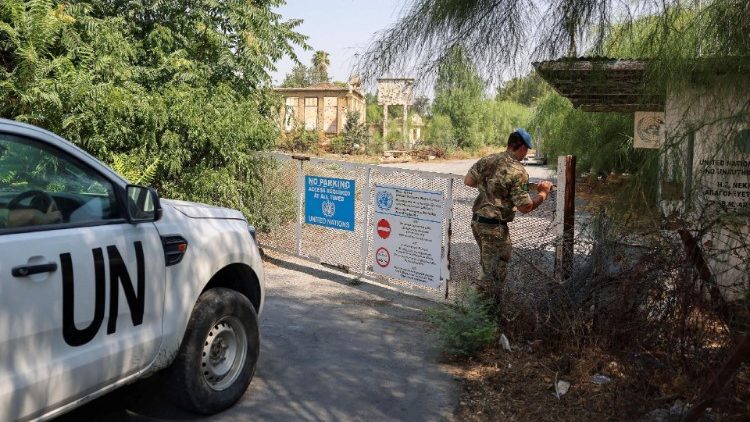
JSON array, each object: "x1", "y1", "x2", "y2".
[{"x1": 258, "y1": 152, "x2": 575, "y2": 303}]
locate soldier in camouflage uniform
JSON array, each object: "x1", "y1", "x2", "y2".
[{"x1": 464, "y1": 129, "x2": 553, "y2": 304}]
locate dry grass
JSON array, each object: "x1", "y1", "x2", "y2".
[{"x1": 448, "y1": 343, "x2": 749, "y2": 421}]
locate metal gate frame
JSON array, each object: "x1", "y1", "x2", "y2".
[{"x1": 258, "y1": 152, "x2": 573, "y2": 303}]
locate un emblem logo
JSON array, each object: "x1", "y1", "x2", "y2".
[
  {"x1": 376, "y1": 190, "x2": 394, "y2": 211},
  {"x1": 322, "y1": 200, "x2": 336, "y2": 218}
]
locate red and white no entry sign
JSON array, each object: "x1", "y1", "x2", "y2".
[
  {"x1": 376, "y1": 218, "x2": 391, "y2": 239},
  {"x1": 375, "y1": 247, "x2": 390, "y2": 267}
]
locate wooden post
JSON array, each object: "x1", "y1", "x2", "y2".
[{"x1": 555, "y1": 155, "x2": 576, "y2": 281}]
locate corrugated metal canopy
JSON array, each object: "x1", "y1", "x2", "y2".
[{"x1": 533, "y1": 57, "x2": 665, "y2": 113}]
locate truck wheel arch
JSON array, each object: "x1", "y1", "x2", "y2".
[{"x1": 201, "y1": 264, "x2": 262, "y2": 313}]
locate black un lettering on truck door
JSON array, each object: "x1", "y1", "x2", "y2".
[
  {"x1": 61, "y1": 248, "x2": 106, "y2": 347},
  {"x1": 61, "y1": 242, "x2": 146, "y2": 347},
  {"x1": 106, "y1": 243, "x2": 145, "y2": 334}
]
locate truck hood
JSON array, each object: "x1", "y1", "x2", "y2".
[{"x1": 163, "y1": 199, "x2": 246, "y2": 221}]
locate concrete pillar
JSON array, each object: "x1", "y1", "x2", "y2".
[
  {"x1": 297, "y1": 97, "x2": 304, "y2": 124},
  {"x1": 317, "y1": 95, "x2": 324, "y2": 133},
  {"x1": 383, "y1": 104, "x2": 389, "y2": 143},
  {"x1": 403, "y1": 104, "x2": 408, "y2": 147}
]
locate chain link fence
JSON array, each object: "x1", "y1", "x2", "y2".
[{"x1": 258, "y1": 152, "x2": 572, "y2": 303}]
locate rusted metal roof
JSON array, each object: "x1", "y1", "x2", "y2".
[{"x1": 533, "y1": 57, "x2": 665, "y2": 113}]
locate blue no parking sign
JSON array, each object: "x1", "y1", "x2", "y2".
[{"x1": 304, "y1": 176, "x2": 355, "y2": 231}]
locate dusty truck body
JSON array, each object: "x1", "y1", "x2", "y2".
[{"x1": 0, "y1": 119, "x2": 265, "y2": 421}]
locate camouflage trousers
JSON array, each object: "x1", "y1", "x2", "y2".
[{"x1": 471, "y1": 221, "x2": 512, "y2": 303}]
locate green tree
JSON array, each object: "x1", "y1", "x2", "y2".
[
  {"x1": 0, "y1": 0, "x2": 307, "y2": 230},
  {"x1": 281, "y1": 63, "x2": 311, "y2": 87},
  {"x1": 412, "y1": 96, "x2": 431, "y2": 116},
  {"x1": 496, "y1": 72, "x2": 550, "y2": 106},
  {"x1": 331, "y1": 110, "x2": 370, "y2": 154},
  {"x1": 425, "y1": 113, "x2": 456, "y2": 152},
  {"x1": 529, "y1": 92, "x2": 638, "y2": 174},
  {"x1": 280, "y1": 49, "x2": 332, "y2": 87},
  {"x1": 311, "y1": 50, "x2": 330, "y2": 83},
  {"x1": 481, "y1": 100, "x2": 531, "y2": 146},
  {"x1": 432, "y1": 46, "x2": 486, "y2": 149}
]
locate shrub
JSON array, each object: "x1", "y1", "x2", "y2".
[
  {"x1": 330, "y1": 111, "x2": 370, "y2": 154},
  {"x1": 330, "y1": 135, "x2": 351, "y2": 154},
  {"x1": 280, "y1": 128, "x2": 319, "y2": 153},
  {"x1": 426, "y1": 288, "x2": 498, "y2": 357},
  {"x1": 425, "y1": 113, "x2": 458, "y2": 153},
  {"x1": 367, "y1": 131, "x2": 385, "y2": 156}
]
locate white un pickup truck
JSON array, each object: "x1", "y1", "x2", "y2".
[{"x1": 0, "y1": 119, "x2": 265, "y2": 421}]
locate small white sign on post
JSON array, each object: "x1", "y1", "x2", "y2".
[
  {"x1": 376, "y1": 79, "x2": 415, "y2": 106},
  {"x1": 371, "y1": 184, "x2": 444, "y2": 289}
]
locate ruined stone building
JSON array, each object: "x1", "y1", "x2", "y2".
[
  {"x1": 274, "y1": 82, "x2": 366, "y2": 137},
  {"x1": 392, "y1": 114, "x2": 425, "y2": 147}
]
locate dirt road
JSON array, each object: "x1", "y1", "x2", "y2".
[
  {"x1": 57, "y1": 252, "x2": 459, "y2": 421},
  {"x1": 381, "y1": 158, "x2": 555, "y2": 182}
]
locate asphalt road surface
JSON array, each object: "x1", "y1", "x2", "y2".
[
  {"x1": 57, "y1": 252, "x2": 459, "y2": 422},
  {"x1": 381, "y1": 158, "x2": 555, "y2": 182}
]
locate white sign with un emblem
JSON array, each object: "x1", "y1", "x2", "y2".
[{"x1": 371, "y1": 184, "x2": 445, "y2": 289}]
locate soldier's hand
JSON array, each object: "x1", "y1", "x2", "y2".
[{"x1": 538, "y1": 181, "x2": 553, "y2": 194}]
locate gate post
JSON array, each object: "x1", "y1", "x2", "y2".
[
  {"x1": 442, "y1": 178, "x2": 454, "y2": 299},
  {"x1": 295, "y1": 158, "x2": 305, "y2": 256},
  {"x1": 359, "y1": 167, "x2": 373, "y2": 274},
  {"x1": 555, "y1": 155, "x2": 576, "y2": 281}
]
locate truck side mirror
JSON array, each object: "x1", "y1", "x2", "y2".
[{"x1": 126, "y1": 185, "x2": 162, "y2": 223}]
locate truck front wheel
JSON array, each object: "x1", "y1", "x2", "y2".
[{"x1": 164, "y1": 288, "x2": 259, "y2": 414}]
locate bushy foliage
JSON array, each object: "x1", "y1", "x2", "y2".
[
  {"x1": 366, "y1": 102, "x2": 382, "y2": 125},
  {"x1": 384, "y1": 121, "x2": 405, "y2": 149},
  {"x1": 0, "y1": 0, "x2": 306, "y2": 230},
  {"x1": 333, "y1": 111, "x2": 369, "y2": 154},
  {"x1": 432, "y1": 46, "x2": 486, "y2": 150},
  {"x1": 529, "y1": 92, "x2": 637, "y2": 174},
  {"x1": 280, "y1": 128, "x2": 319, "y2": 153},
  {"x1": 430, "y1": 47, "x2": 532, "y2": 150},
  {"x1": 481, "y1": 100, "x2": 531, "y2": 146},
  {"x1": 496, "y1": 72, "x2": 551, "y2": 106},
  {"x1": 280, "y1": 50, "x2": 331, "y2": 87},
  {"x1": 426, "y1": 288, "x2": 498, "y2": 357},
  {"x1": 425, "y1": 113, "x2": 457, "y2": 152}
]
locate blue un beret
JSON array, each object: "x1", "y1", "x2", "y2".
[{"x1": 514, "y1": 128, "x2": 533, "y2": 149}]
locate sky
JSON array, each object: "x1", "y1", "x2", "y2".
[{"x1": 271, "y1": 0, "x2": 410, "y2": 88}]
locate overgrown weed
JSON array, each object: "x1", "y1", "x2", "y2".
[{"x1": 426, "y1": 288, "x2": 498, "y2": 357}]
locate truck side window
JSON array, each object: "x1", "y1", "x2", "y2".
[{"x1": 0, "y1": 133, "x2": 119, "y2": 232}]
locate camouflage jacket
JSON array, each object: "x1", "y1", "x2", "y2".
[{"x1": 468, "y1": 151, "x2": 532, "y2": 222}]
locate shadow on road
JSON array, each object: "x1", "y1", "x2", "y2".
[{"x1": 57, "y1": 253, "x2": 458, "y2": 421}]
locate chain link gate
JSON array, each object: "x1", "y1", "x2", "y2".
[{"x1": 258, "y1": 152, "x2": 566, "y2": 303}]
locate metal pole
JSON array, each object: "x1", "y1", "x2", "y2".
[
  {"x1": 359, "y1": 167, "x2": 373, "y2": 275},
  {"x1": 295, "y1": 159, "x2": 304, "y2": 257},
  {"x1": 442, "y1": 178, "x2": 454, "y2": 299}
]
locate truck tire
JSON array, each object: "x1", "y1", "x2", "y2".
[{"x1": 164, "y1": 288, "x2": 259, "y2": 414}]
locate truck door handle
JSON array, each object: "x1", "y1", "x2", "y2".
[{"x1": 12, "y1": 262, "x2": 58, "y2": 277}]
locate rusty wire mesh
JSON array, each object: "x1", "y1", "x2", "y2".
[
  {"x1": 257, "y1": 152, "x2": 576, "y2": 304},
  {"x1": 256, "y1": 153, "x2": 298, "y2": 253}
]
